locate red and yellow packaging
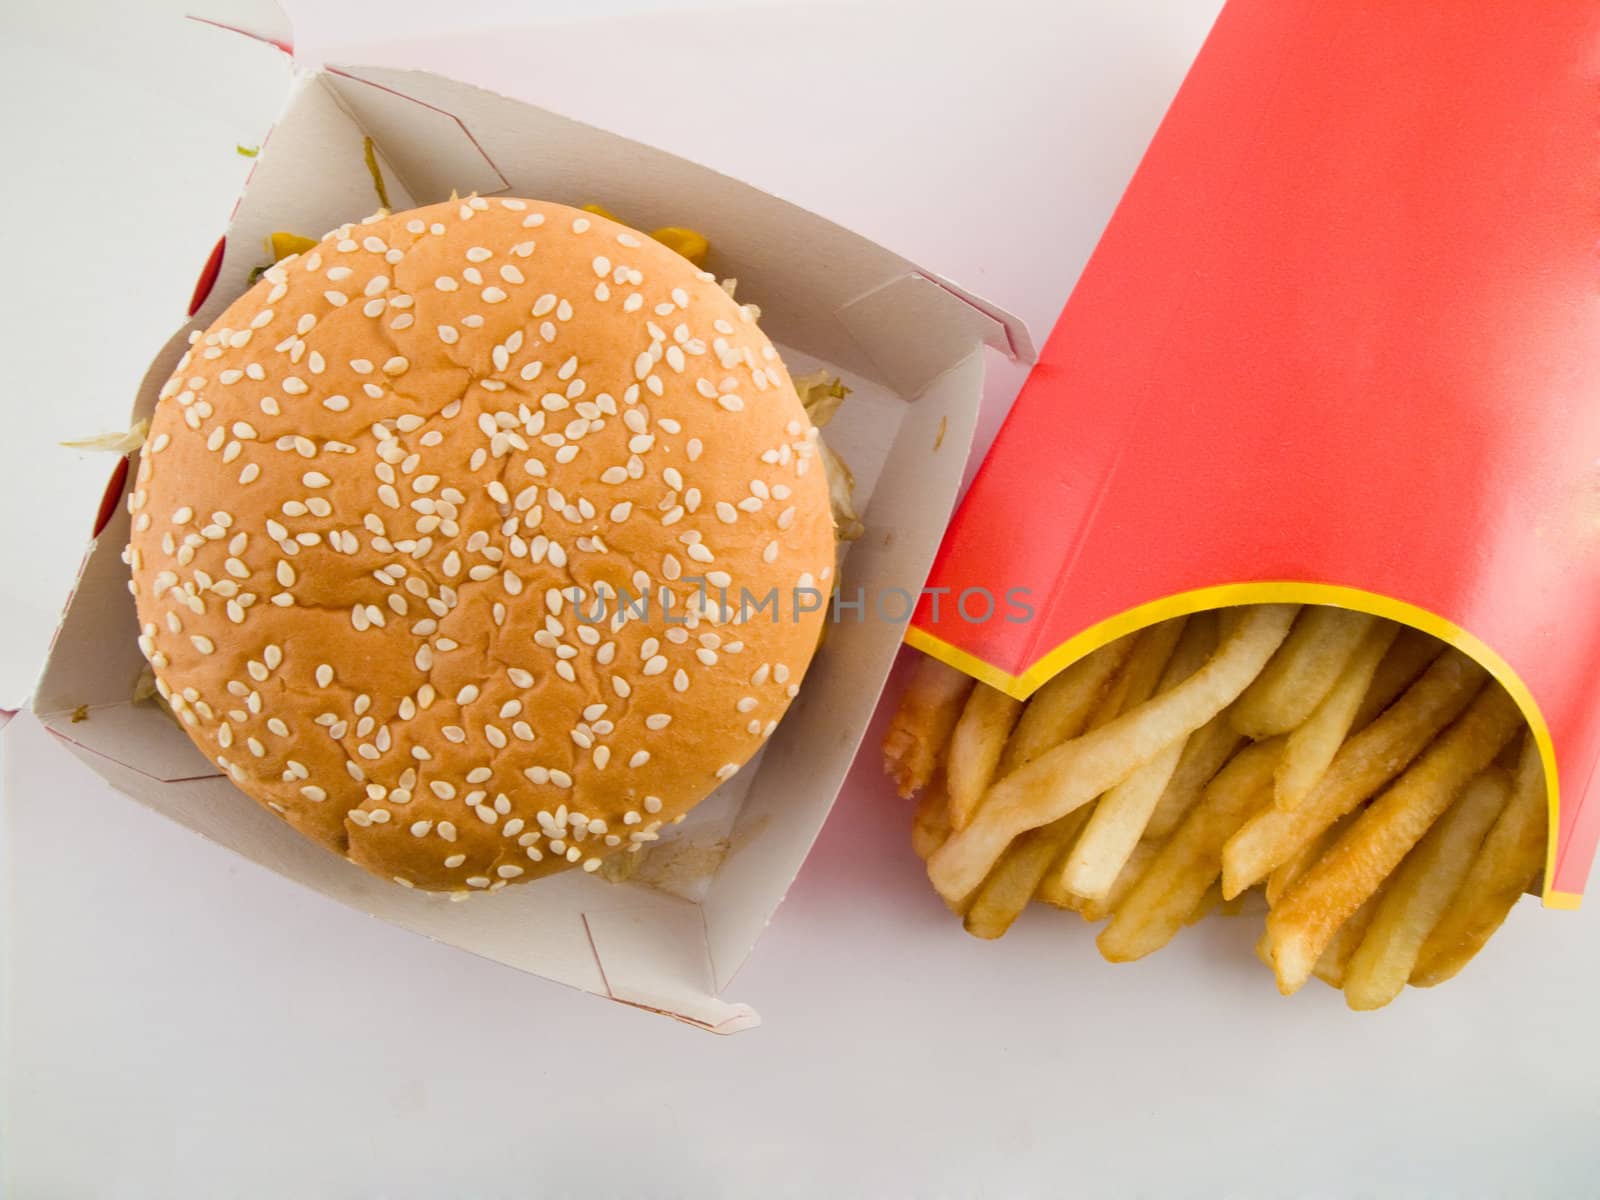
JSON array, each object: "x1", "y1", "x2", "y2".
[{"x1": 909, "y1": 0, "x2": 1600, "y2": 908}]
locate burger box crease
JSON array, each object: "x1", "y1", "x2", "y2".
[{"x1": 24, "y1": 15, "x2": 1032, "y2": 1032}]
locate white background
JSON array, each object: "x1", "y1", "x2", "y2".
[{"x1": 4, "y1": 2, "x2": 1596, "y2": 1196}]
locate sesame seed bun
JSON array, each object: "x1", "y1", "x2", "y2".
[{"x1": 127, "y1": 197, "x2": 835, "y2": 894}]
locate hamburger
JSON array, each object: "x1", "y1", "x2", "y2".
[{"x1": 125, "y1": 196, "x2": 838, "y2": 894}]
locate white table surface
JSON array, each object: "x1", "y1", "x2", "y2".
[{"x1": 4, "y1": 2, "x2": 1596, "y2": 1196}]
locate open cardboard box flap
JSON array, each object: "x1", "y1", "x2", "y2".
[{"x1": 25, "y1": 6, "x2": 1030, "y2": 1031}]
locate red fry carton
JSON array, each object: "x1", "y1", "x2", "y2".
[{"x1": 908, "y1": 0, "x2": 1600, "y2": 908}]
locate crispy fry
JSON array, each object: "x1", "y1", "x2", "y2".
[
  {"x1": 946, "y1": 685, "x2": 1025, "y2": 829},
  {"x1": 1265, "y1": 808, "x2": 1360, "y2": 907},
  {"x1": 927, "y1": 605, "x2": 1296, "y2": 905},
  {"x1": 1351, "y1": 627, "x2": 1444, "y2": 731},
  {"x1": 999, "y1": 637, "x2": 1135, "y2": 774},
  {"x1": 1342, "y1": 769, "x2": 1511, "y2": 1010},
  {"x1": 883, "y1": 656, "x2": 976, "y2": 798},
  {"x1": 963, "y1": 813, "x2": 1086, "y2": 939},
  {"x1": 1308, "y1": 884, "x2": 1386, "y2": 989},
  {"x1": 1222, "y1": 649, "x2": 1486, "y2": 898},
  {"x1": 1097, "y1": 737, "x2": 1283, "y2": 962},
  {"x1": 1086, "y1": 618, "x2": 1187, "y2": 731},
  {"x1": 1062, "y1": 615, "x2": 1219, "y2": 900},
  {"x1": 1275, "y1": 621, "x2": 1400, "y2": 809},
  {"x1": 1144, "y1": 712, "x2": 1246, "y2": 840},
  {"x1": 1264, "y1": 684, "x2": 1523, "y2": 994},
  {"x1": 1231, "y1": 607, "x2": 1377, "y2": 737},
  {"x1": 1412, "y1": 736, "x2": 1548, "y2": 986},
  {"x1": 910, "y1": 773, "x2": 953, "y2": 861}
]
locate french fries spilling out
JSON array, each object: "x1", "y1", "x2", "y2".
[{"x1": 883, "y1": 604, "x2": 1547, "y2": 1010}]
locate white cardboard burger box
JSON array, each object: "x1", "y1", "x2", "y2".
[{"x1": 25, "y1": 9, "x2": 1032, "y2": 1033}]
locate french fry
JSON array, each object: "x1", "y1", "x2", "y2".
[
  {"x1": 1186, "y1": 880, "x2": 1224, "y2": 926},
  {"x1": 1035, "y1": 888, "x2": 1084, "y2": 913},
  {"x1": 1022, "y1": 631, "x2": 1177, "y2": 913},
  {"x1": 1031, "y1": 809, "x2": 1099, "y2": 907},
  {"x1": 1264, "y1": 684, "x2": 1523, "y2": 994},
  {"x1": 1097, "y1": 737, "x2": 1283, "y2": 962},
  {"x1": 945, "y1": 684, "x2": 1025, "y2": 830},
  {"x1": 1411, "y1": 736, "x2": 1548, "y2": 986},
  {"x1": 1342, "y1": 769, "x2": 1511, "y2": 1010},
  {"x1": 910, "y1": 773, "x2": 953, "y2": 861},
  {"x1": 1035, "y1": 828, "x2": 1097, "y2": 911},
  {"x1": 1061, "y1": 615, "x2": 1219, "y2": 900},
  {"x1": 1221, "y1": 649, "x2": 1487, "y2": 898},
  {"x1": 927, "y1": 604, "x2": 1297, "y2": 906},
  {"x1": 1309, "y1": 884, "x2": 1386, "y2": 989},
  {"x1": 1265, "y1": 808, "x2": 1360, "y2": 907},
  {"x1": 963, "y1": 813, "x2": 1087, "y2": 939},
  {"x1": 999, "y1": 636, "x2": 1134, "y2": 775},
  {"x1": 1070, "y1": 837, "x2": 1162, "y2": 921},
  {"x1": 1144, "y1": 712, "x2": 1246, "y2": 840},
  {"x1": 1351, "y1": 626, "x2": 1445, "y2": 731},
  {"x1": 1218, "y1": 889, "x2": 1251, "y2": 917},
  {"x1": 883, "y1": 656, "x2": 975, "y2": 798},
  {"x1": 1275, "y1": 620, "x2": 1400, "y2": 809},
  {"x1": 1231, "y1": 607, "x2": 1377, "y2": 737},
  {"x1": 1085, "y1": 618, "x2": 1187, "y2": 732}
]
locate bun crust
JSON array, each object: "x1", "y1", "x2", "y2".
[{"x1": 128, "y1": 198, "x2": 834, "y2": 893}]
